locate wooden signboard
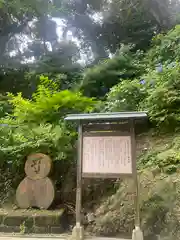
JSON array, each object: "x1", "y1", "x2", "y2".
[
  {"x1": 82, "y1": 135, "x2": 133, "y2": 178},
  {"x1": 65, "y1": 112, "x2": 147, "y2": 239}
]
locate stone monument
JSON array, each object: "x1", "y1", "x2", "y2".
[{"x1": 16, "y1": 153, "x2": 55, "y2": 209}]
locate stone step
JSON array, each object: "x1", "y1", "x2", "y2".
[{"x1": 0, "y1": 208, "x2": 68, "y2": 234}]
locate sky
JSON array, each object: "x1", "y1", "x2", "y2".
[
  {"x1": 53, "y1": 17, "x2": 89, "y2": 65},
  {"x1": 53, "y1": 14, "x2": 103, "y2": 65},
  {"x1": 10, "y1": 17, "x2": 92, "y2": 65},
  {"x1": 9, "y1": 11, "x2": 103, "y2": 65}
]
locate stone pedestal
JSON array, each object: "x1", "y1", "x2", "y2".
[
  {"x1": 71, "y1": 225, "x2": 84, "y2": 240},
  {"x1": 132, "y1": 226, "x2": 144, "y2": 240}
]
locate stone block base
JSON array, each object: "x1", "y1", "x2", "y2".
[
  {"x1": 0, "y1": 208, "x2": 67, "y2": 234},
  {"x1": 132, "y1": 226, "x2": 143, "y2": 240},
  {"x1": 71, "y1": 225, "x2": 84, "y2": 240}
]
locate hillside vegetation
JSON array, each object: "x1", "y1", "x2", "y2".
[
  {"x1": 87, "y1": 133, "x2": 180, "y2": 240},
  {"x1": 1, "y1": 18, "x2": 180, "y2": 240}
]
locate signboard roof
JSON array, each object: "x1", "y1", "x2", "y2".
[{"x1": 65, "y1": 111, "x2": 147, "y2": 122}]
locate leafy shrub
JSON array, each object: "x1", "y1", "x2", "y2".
[
  {"x1": 157, "y1": 150, "x2": 180, "y2": 167},
  {"x1": 0, "y1": 94, "x2": 12, "y2": 118},
  {"x1": 147, "y1": 25, "x2": 180, "y2": 65},
  {"x1": 104, "y1": 79, "x2": 147, "y2": 112},
  {"x1": 103, "y1": 25, "x2": 180, "y2": 131},
  {"x1": 0, "y1": 123, "x2": 75, "y2": 168},
  {"x1": 138, "y1": 148, "x2": 180, "y2": 170},
  {"x1": 105, "y1": 60, "x2": 180, "y2": 130},
  {"x1": 138, "y1": 151, "x2": 158, "y2": 169},
  {"x1": 0, "y1": 75, "x2": 97, "y2": 196},
  {"x1": 0, "y1": 76, "x2": 97, "y2": 165},
  {"x1": 80, "y1": 45, "x2": 145, "y2": 98},
  {"x1": 141, "y1": 63, "x2": 180, "y2": 129},
  {"x1": 7, "y1": 76, "x2": 97, "y2": 124}
]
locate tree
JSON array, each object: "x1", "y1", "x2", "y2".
[
  {"x1": 0, "y1": 0, "x2": 54, "y2": 65},
  {"x1": 80, "y1": 45, "x2": 145, "y2": 98},
  {"x1": 0, "y1": 0, "x2": 83, "y2": 95},
  {"x1": 58, "y1": 0, "x2": 180, "y2": 61}
]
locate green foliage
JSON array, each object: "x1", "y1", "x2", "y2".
[
  {"x1": 0, "y1": 67, "x2": 37, "y2": 97},
  {"x1": 104, "y1": 57, "x2": 180, "y2": 130},
  {"x1": 0, "y1": 0, "x2": 57, "y2": 69},
  {"x1": 104, "y1": 79, "x2": 147, "y2": 112},
  {"x1": 141, "y1": 181, "x2": 178, "y2": 239},
  {"x1": 139, "y1": 149, "x2": 180, "y2": 170},
  {"x1": 36, "y1": 41, "x2": 81, "y2": 72},
  {"x1": 147, "y1": 25, "x2": 180, "y2": 65},
  {"x1": 0, "y1": 123, "x2": 75, "y2": 169},
  {"x1": 7, "y1": 76, "x2": 97, "y2": 124},
  {"x1": 2, "y1": 0, "x2": 52, "y2": 16},
  {"x1": 141, "y1": 194, "x2": 169, "y2": 235},
  {"x1": 141, "y1": 63, "x2": 180, "y2": 129},
  {"x1": 80, "y1": 45, "x2": 145, "y2": 98},
  {"x1": 60, "y1": 0, "x2": 179, "y2": 62},
  {"x1": 0, "y1": 74, "x2": 97, "y2": 203},
  {"x1": 0, "y1": 75, "x2": 96, "y2": 179},
  {"x1": 138, "y1": 134, "x2": 180, "y2": 171},
  {"x1": 0, "y1": 94, "x2": 11, "y2": 118},
  {"x1": 89, "y1": 171, "x2": 180, "y2": 239}
]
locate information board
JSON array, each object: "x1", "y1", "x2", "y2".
[{"x1": 82, "y1": 135, "x2": 133, "y2": 177}]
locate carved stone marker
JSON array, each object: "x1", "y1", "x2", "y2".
[
  {"x1": 16, "y1": 177, "x2": 55, "y2": 209},
  {"x1": 16, "y1": 177, "x2": 32, "y2": 209},
  {"x1": 16, "y1": 153, "x2": 55, "y2": 209},
  {"x1": 25, "y1": 153, "x2": 52, "y2": 180}
]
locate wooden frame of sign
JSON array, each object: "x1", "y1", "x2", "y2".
[
  {"x1": 65, "y1": 112, "x2": 147, "y2": 239},
  {"x1": 82, "y1": 125, "x2": 135, "y2": 178}
]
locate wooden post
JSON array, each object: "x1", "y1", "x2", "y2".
[
  {"x1": 134, "y1": 171, "x2": 140, "y2": 227},
  {"x1": 130, "y1": 120, "x2": 140, "y2": 228},
  {"x1": 76, "y1": 123, "x2": 83, "y2": 227}
]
